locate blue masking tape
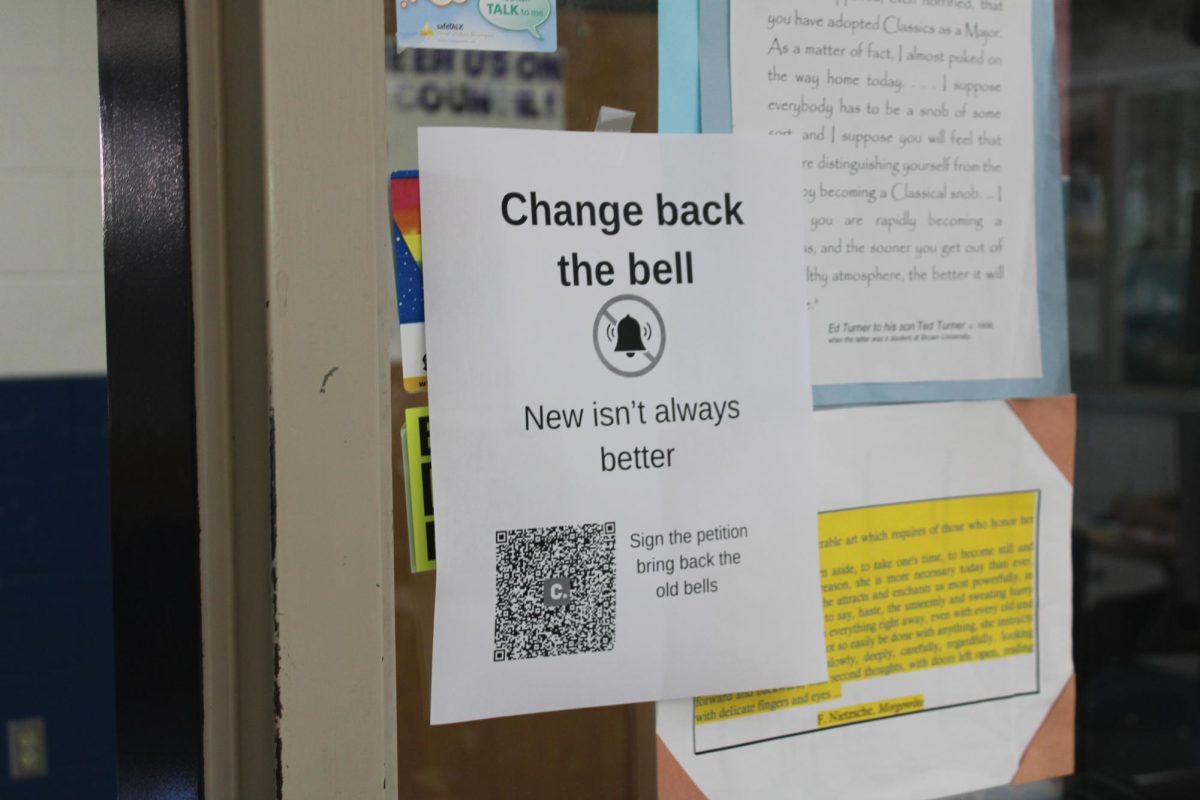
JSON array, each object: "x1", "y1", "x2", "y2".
[
  {"x1": 698, "y1": 0, "x2": 731, "y2": 134},
  {"x1": 658, "y1": 0, "x2": 701, "y2": 133}
]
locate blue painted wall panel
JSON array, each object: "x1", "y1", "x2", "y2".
[{"x1": 0, "y1": 377, "x2": 117, "y2": 798}]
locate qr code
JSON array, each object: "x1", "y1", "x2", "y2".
[{"x1": 493, "y1": 522, "x2": 617, "y2": 662}]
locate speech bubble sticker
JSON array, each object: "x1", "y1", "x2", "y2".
[{"x1": 478, "y1": 0, "x2": 552, "y2": 40}]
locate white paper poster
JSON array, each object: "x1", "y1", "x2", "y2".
[
  {"x1": 730, "y1": 1, "x2": 1041, "y2": 385},
  {"x1": 419, "y1": 129, "x2": 827, "y2": 723},
  {"x1": 658, "y1": 398, "x2": 1075, "y2": 800}
]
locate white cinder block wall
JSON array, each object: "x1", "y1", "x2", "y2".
[{"x1": 0, "y1": 0, "x2": 105, "y2": 378}]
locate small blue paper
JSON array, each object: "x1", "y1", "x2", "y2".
[{"x1": 657, "y1": 0, "x2": 700, "y2": 133}]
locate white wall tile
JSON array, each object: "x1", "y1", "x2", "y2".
[
  {"x1": 67, "y1": 171, "x2": 103, "y2": 271},
  {"x1": 0, "y1": 1, "x2": 105, "y2": 377},
  {"x1": 0, "y1": 171, "x2": 74, "y2": 273},
  {"x1": 0, "y1": 0, "x2": 62, "y2": 70},
  {"x1": 60, "y1": 0, "x2": 99, "y2": 71},
  {"x1": 0, "y1": 274, "x2": 106, "y2": 377},
  {"x1": 0, "y1": 72, "x2": 102, "y2": 172}
]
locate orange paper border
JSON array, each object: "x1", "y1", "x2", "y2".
[{"x1": 657, "y1": 398, "x2": 1078, "y2": 794}]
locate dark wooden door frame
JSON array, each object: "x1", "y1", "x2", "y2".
[{"x1": 97, "y1": 1, "x2": 204, "y2": 797}]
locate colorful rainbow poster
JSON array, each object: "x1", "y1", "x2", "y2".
[{"x1": 390, "y1": 171, "x2": 427, "y2": 394}]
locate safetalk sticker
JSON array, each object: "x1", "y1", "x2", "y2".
[{"x1": 395, "y1": 0, "x2": 557, "y2": 53}]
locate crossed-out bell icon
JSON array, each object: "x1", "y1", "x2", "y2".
[
  {"x1": 593, "y1": 295, "x2": 664, "y2": 378},
  {"x1": 614, "y1": 314, "x2": 646, "y2": 358}
]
